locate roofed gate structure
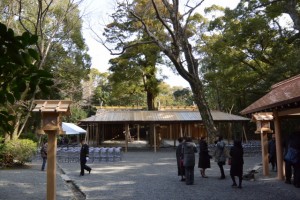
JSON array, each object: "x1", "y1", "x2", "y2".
[
  {"x1": 241, "y1": 74, "x2": 300, "y2": 180},
  {"x1": 79, "y1": 108, "x2": 249, "y2": 152}
]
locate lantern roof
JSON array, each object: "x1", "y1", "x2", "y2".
[
  {"x1": 32, "y1": 100, "x2": 72, "y2": 114},
  {"x1": 251, "y1": 112, "x2": 273, "y2": 122}
]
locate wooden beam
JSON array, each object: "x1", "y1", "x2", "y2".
[{"x1": 278, "y1": 107, "x2": 300, "y2": 116}]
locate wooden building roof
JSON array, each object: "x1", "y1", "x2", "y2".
[
  {"x1": 80, "y1": 110, "x2": 249, "y2": 124},
  {"x1": 240, "y1": 74, "x2": 300, "y2": 115}
]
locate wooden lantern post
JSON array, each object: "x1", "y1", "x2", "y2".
[
  {"x1": 32, "y1": 100, "x2": 71, "y2": 200},
  {"x1": 252, "y1": 113, "x2": 273, "y2": 176}
]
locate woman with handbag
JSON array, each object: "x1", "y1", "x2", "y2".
[
  {"x1": 214, "y1": 135, "x2": 227, "y2": 179},
  {"x1": 176, "y1": 137, "x2": 186, "y2": 181},
  {"x1": 230, "y1": 140, "x2": 244, "y2": 188}
]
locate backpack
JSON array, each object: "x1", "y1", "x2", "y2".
[{"x1": 284, "y1": 147, "x2": 300, "y2": 164}]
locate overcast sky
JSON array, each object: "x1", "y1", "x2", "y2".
[{"x1": 79, "y1": 0, "x2": 240, "y2": 88}]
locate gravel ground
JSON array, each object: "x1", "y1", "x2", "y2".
[{"x1": 1, "y1": 148, "x2": 300, "y2": 200}]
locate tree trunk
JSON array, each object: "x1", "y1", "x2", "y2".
[
  {"x1": 146, "y1": 91, "x2": 155, "y2": 110},
  {"x1": 189, "y1": 79, "x2": 218, "y2": 139}
]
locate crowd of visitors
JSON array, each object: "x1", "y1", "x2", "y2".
[{"x1": 176, "y1": 130, "x2": 300, "y2": 189}]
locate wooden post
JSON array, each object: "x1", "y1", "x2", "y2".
[
  {"x1": 273, "y1": 110, "x2": 284, "y2": 180},
  {"x1": 96, "y1": 124, "x2": 99, "y2": 146},
  {"x1": 180, "y1": 124, "x2": 183, "y2": 137},
  {"x1": 46, "y1": 130, "x2": 57, "y2": 200},
  {"x1": 137, "y1": 124, "x2": 140, "y2": 141},
  {"x1": 154, "y1": 124, "x2": 157, "y2": 153},
  {"x1": 261, "y1": 131, "x2": 269, "y2": 176},
  {"x1": 169, "y1": 124, "x2": 172, "y2": 139},
  {"x1": 125, "y1": 123, "x2": 129, "y2": 152},
  {"x1": 242, "y1": 125, "x2": 248, "y2": 143}
]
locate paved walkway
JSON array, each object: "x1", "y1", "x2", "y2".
[{"x1": 1, "y1": 149, "x2": 300, "y2": 200}]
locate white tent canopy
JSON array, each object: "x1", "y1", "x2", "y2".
[{"x1": 62, "y1": 122, "x2": 86, "y2": 135}]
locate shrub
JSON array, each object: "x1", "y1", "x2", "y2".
[
  {"x1": 19, "y1": 132, "x2": 38, "y2": 142},
  {"x1": 4, "y1": 139, "x2": 37, "y2": 165},
  {"x1": 0, "y1": 138, "x2": 5, "y2": 166}
]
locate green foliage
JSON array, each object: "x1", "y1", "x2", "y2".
[
  {"x1": 103, "y1": 1, "x2": 166, "y2": 110},
  {"x1": 19, "y1": 132, "x2": 38, "y2": 143},
  {"x1": 64, "y1": 105, "x2": 88, "y2": 123},
  {"x1": 2, "y1": 139, "x2": 37, "y2": 166},
  {"x1": 200, "y1": 1, "x2": 300, "y2": 114},
  {"x1": 0, "y1": 1, "x2": 90, "y2": 139},
  {"x1": 0, "y1": 22, "x2": 53, "y2": 135},
  {"x1": 0, "y1": 138, "x2": 6, "y2": 166},
  {"x1": 173, "y1": 88, "x2": 193, "y2": 106}
]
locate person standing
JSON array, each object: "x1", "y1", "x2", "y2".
[
  {"x1": 230, "y1": 140, "x2": 244, "y2": 188},
  {"x1": 183, "y1": 137, "x2": 197, "y2": 185},
  {"x1": 40, "y1": 141, "x2": 48, "y2": 171},
  {"x1": 176, "y1": 137, "x2": 185, "y2": 181},
  {"x1": 215, "y1": 135, "x2": 227, "y2": 179},
  {"x1": 283, "y1": 135, "x2": 292, "y2": 184},
  {"x1": 284, "y1": 129, "x2": 300, "y2": 188},
  {"x1": 268, "y1": 134, "x2": 277, "y2": 171},
  {"x1": 198, "y1": 136, "x2": 211, "y2": 178},
  {"x1": 80, "y1": 139, "x2": 91, "y2": 176}
]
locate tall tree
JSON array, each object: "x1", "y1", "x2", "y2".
[
  {"x1": 102, "y1": 0, "x2": 219, "y2": 137},
  {"x1": 102, "y1": 1, "x2": 163, "y2": 110},
  {"x1": 108, "y1": 43, "x2": 161, "y2": 110},
  {"x1": 201, "y1": 0, "x2": 300, "y2": 113},
  {"x1": 0, "y1": 0, "x2": 91, "y2": 139}
]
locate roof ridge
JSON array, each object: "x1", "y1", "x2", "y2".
[{"x1": 271, "y1": 74, "x2": 300, "y2": 89}]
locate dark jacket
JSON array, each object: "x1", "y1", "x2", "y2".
[
  {"x1": 176, "y1": 142, "x2": 185, "y2": 176},
  {"x1": 183, "y1": 141, "x2": 197, "y2": 167},
  {"x1": 40, "y1": 144, "x2": 47, "y2": 158},
  {"x1": 268, "y1": 139, "x2": 276, "y2": 163},
  {"x1": 176, "y1": 143, "x2": 184, "y2": 164},
  {"x1": 230, "y1": 142, "x2": 244, "y2": 177},
  {"x1": 80, "y1": 144, "x2": 89, "y2": 160},
  {"x1": 198, "y1": 139, "x2": 211, "y2": 169},
  {"x1": 289, "y1": 131, "x2": 300, "y2": 150}
]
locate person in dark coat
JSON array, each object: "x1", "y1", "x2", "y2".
[
  {"x1": 183, "y1": 137, "x2": 197, "y2": 185},
  {"x1": 283, "y1": 135, "x2": 292, "y2": 184},
  {"x1": 268, "y1": 134, "x2": 277, "y2": 171},
  {"x1": 285, "y1": 130, "x2": 300, "y2": 188},
  {"x1": 198, "y1": 136, "x2": 211, "y2": 178},
  {"x1": 176, "y1": 137, "x2": 185, "y2": 181},
  {"x1": 40, "y1": 142, "x2": 48, "y2": 171},
  {"x1": 80, "y1": 139, "x2": 91, "y2": 176},
  {"x1": 230, "y1": 140, "x2": 244, "y2": 188}
]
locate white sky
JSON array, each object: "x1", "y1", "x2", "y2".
[{"x1": 80, "y1": 0, "x2": 240, "y2": 88}]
